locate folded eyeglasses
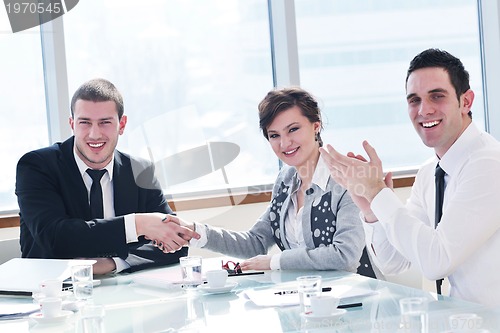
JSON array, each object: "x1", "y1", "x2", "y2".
[{"x1": 221, "y1": 260, "x2": 242, "y2": 275}]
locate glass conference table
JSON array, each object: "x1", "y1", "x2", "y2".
[{"x1": 0, "y1": 257, "x2": 498, "y2": 332}]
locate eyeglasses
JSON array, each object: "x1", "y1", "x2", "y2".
[{"x1": 221, "y1": 260, "x2": 242, "y2": 275}]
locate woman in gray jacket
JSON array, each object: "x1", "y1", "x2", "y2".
[{"x1": 173, "y1": 87, "x2": 374, "y2": 275}]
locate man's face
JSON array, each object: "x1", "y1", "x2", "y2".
[
  {"x1": 406, "y1": 67, "x2": 473, "y2": 158},
  {"x1": 69, "y1": 100, "x2": 127, "y2": 169}
]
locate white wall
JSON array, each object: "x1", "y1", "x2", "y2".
[{"x1": 0, "y1": 227, "x2": 21, "y2": 265}]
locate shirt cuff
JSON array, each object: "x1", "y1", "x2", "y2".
[
  {"x1": 370, "y1": 187, "x2": 404, "y2": 226},
  {"x1": 270, "y1": 253, "x2": 281, "y2": 270},
  {"x1": 112, "y1": 257, "x2": 130, "y2": 273},
  {"x1": 124, "y1": 214, "x2": 138, "y2": 243},
  {"x1": 189, "y1": 222, "x2": 208, "y2": 248},
  {"x1": 361, "y1": 212, "x2": 375, "y2": 244}
]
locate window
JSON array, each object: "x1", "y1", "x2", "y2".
[
  {"x1": 0, "y1": 12, "x2": 47, "y2": 213},
  {"x1": 295, "y1": 0, "x2": 483, "y2": 171},
  {"x1": 62, "y1": 0, "x2": 276, "y2": 200}
]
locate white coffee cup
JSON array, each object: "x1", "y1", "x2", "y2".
[
  {"x1": 205, "y1": 269, "x2": 228, "y2": 288},
  {"x1": 39, "y1": 297, "x2": 62, "y2": 318},
  {"x1": 310, "y1": 295, "x2": 340, "y2": 316},
  {"x1": 39, "y1": 279, "x2": 62, "y2": 297}
]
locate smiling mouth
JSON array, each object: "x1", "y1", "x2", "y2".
[
  {"x1": 422, "y1": 120, "x2": 441, "y2": 128},
  {"x1": 88, "y1": 142, "x2": 104, "y2": 148},
  {"x1": 283, "y1": 147, "x2": 298, "y2": 155}
]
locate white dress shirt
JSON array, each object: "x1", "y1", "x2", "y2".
[
  {"x1": 364, "y1": 123, "x2": 500, "y2": 306},
  {"x1": 73, "y1": 150, "x2": 138, "y2": 272}
]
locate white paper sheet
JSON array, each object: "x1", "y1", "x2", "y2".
[
  {"x1": 243, "y1": 284, "x2": 378, "y2": 307},
  {"x1": 0, "y1": 303, "x2": 40, "y2": 319}
]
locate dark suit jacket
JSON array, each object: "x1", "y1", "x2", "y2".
[{"x1": 15, "y1": 136, "x2": 187, "y2": 272}]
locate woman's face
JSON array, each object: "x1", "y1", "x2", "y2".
[{"x1": 266, "y1": 106, "x2": 320, "y2": 169}]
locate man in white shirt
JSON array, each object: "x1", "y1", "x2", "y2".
[{"x1": 319, "y1": 48, "x2": 500, "y2": 306}]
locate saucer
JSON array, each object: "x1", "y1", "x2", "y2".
[
  {"x1": 32, "y1": 290, "x2": 72, "y2": 302},
  {"x1": 300, "y1": 308, "x2": 347, "y2": 322},
  {"x1": 29, "y1": 310, "x2": 74, "y2": 324},
  {"x1": 197, "y1": 282, "x2": 238, "y2": 294}
]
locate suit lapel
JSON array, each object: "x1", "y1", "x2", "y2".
[
  {"x1": 60, "y1": 137, "x2": 92, "y2": 218},
  {"x1": 113, "y1": 152, "x2": 139, "y2": 216}
]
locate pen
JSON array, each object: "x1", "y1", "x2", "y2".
[
  {"x1": 228, "y1": 271, "x2": 265, "y2": 277},
  {"x1": 274, "y1": 287, "x2": 332, "y2": 295},
  {"x1": 338, "y1": 302, "x2": 362, "y2": 309}
]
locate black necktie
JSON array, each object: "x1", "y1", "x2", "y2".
[
  {"x1": 87, "y1": 169, "x2": 107, "y2": 219},
  {"x1": 434, "y1": 163, "x2": 446, "y2": 294}
]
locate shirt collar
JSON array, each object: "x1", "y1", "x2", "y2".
[
  {"x1": 311, "y1": 155, "x2": 330, "y2": 192},
  {"x1": 439, "y1": 122, "x2": 479, "y2": 176},
  {"x1": 73, "y1": 147, "x2": 114, "y2": 181}
]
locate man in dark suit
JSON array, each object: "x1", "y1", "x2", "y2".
[{"x1": 16, "y1": 78, "x2": 199, "y2": 274}]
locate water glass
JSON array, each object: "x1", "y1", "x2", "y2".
[
  {"x1": 399, "y1": 297, "x2": 428, "y2": 333},
  {"x1": 77, "y1": 304, "x2": 106, "y2": 333},
  {"x1": 297, "y1": 275, "x2": 322, "y2": 314},
  {"x1": 72, "y1": 265, "x2": 93, "y2": 300},
  {"x1": 180, "y1": 256, "x2": 202, "y2": 290}
]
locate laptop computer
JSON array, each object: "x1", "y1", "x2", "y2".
[{"x1": 0, "y1": 258, "x2": 95, "y2": 296}]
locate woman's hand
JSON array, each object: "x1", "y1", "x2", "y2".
[{"x1": 240, "y1": 255, "x2": 272, "y2": 271}]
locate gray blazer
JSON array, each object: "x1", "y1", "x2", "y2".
[{"x1": 201, "y1": 165, "x2": 365, "y2": 271}]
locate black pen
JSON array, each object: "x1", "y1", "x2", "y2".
[
  {"x1": 274, "y1": 287, "x2": 332, "y2": 295},
  {"x1": 228, "y1": 271, "x2": 265, "y2": 277},
  {"x1": 338, "y1": 302, "x2": 362, "y2": 309}
]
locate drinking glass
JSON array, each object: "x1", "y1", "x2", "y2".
[
  {"x1": 399, "y1": 297, "x2": 428, "y2": 333},
  {"x1": 297, "y1": 275, "x2": 322, "y2": 314},
  {"x1": 72, "y1": 265, "x2": 93, "y2": 301},
  {"x1": 180, "y1": 256, "x2": 202, "y2": 290}
]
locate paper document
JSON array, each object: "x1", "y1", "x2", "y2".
[
  {"x1": 132, "y1": 268, "x2": 185, "y2": 290},
  {"x1": 0, "y1": 258, "x2": 95, "y2": 296},
  {"x1": 244, "y1": 284, "x2": 378, "y2": 307},
  {"x1": 0, "y1": 303, "x2": 39, "y2": 320}
]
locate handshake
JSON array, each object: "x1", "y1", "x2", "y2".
[{"x1": 135, "y1": 213, "x2": 200, "y2": 253}]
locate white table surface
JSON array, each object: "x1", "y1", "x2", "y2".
[{"x1": 0, "y1": 257, "x2": 498, "y2": 332}]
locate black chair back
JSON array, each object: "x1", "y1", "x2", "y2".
[{"x1": 357, "y1": 246, "x2": 377, "y2": 278}]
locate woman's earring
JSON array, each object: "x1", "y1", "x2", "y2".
[{"x1": 315, "y1": 132, "x2": 323, "y2": 147}]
